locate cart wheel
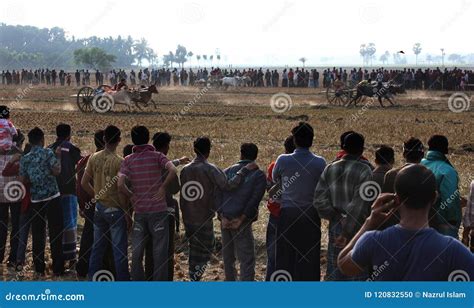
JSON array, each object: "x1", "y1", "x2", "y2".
[
  {"x1": 326, "y1": 87, "x2": 337, "y2": 104},
  {"x1": 76, "y1": 86, "x2": 95, "y2": 113}
]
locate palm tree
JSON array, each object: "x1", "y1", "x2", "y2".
[
  {"x1": 196, "y1": 55, "x2": 201, "y2": 67},
  {"x1": 187, "y1": 51, "x2": 194, "y2": 67},
  {"x1": 413, "y1": 43, "x2": 422, "y2": 65},
  {"x1": 299, "y1": 57, "x2": 307, "y2": 68}
]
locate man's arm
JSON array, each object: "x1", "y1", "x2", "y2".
[
  {"x1": 210, "y1": 163, "x2": 254, "y2": 191},
  {"x1": 242, "y1": 172, "x2": 267, "y2": 220},
  {"x1": 155, "y1": 161, "x2": 178, "y2": 201},
  {"x1": 81, "y1": 157, "x2": 95, "y2": 198},
  {"x1": 313, "y1": 168, "x2": 339, "y2": 220},
  {"x1": 51, "y1": 147, "x2": 61, "y2": 176}
]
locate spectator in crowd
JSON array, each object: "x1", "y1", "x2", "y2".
[
  {"x1": 265, "y1": 135, "x2": 295, "y2": 281},
  {"x1": 48, "y1": 124, "x2": 82, "y2": 267},
  {"x1": 335, "y1": 131, "x2": 373, "y2": 170},
  {"x1": 462, "y1": 181, "x2": 474, "y2": 252},
  {"x1": 19, "y1": 127, "x2": 64, "y2": 277},
  {"x1": 372, "y1": 145, "x2": 395, "y2": 189},
  {"x1": 273, "y1": 122, "x2": 326, "y2": 281},
  {"x1": 76, "y1": 130, "x2": 115, "y2": 278},
  {"x1": 118, "y1": 126, "x2": 177, "y2": 281},
  {"x1": 383, "y1": 137, "x2": 424, "y2": 193},
  {"x1": 179, "y1": 137, "x2": 255, "y2": 281},
  {"x1": 314, "y1": 132, "x2": 372, "y2": 281},
  {"x1": 0, "y1": 131, "x2": 24, "y2": 268},
  {"x1": 338, "y1": 164, "x2": 474, "y2": 280},
  {"x1": 82, "y1": 125, "x2": 130, "y2": 281},
  {"x1": 421, "y1": 135, "x2": 461, "y2": 238},
  {"x1": 218, "y1": 143, "x2": 266, "y2": 281},
  {"x1": 0, "y1": 106, "x2": 18, "y2": 152}
]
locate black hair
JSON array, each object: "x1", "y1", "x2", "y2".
[
  {"x1": 284, "y1": 135, "x2": 295, "y2": 154},
  {"x1": 403, "y1": 137, "x2": 424, "y2": 162},
  {"x1": 240, "y1": 143, "x2": 258, "y2": 161},
  {"x1": 13, "y1": 129, "x2": 25, "y2": 146},
  {"x1": 395, "y1": 164, "x2": 437, "y2": 210},
  {"x1": 93, "y1": 130, "x2": 105, "y2": 150},
  {"x1": 28, "y1": 127, "x2": 44, "y2": 145},
  {"x1": 152, "y1": 132, "x2": 172, "y2": 151},
  {"x1": 123, "y1": 144, "x2": 134, "y2": 157},
  {"x1": 375, "y1": 145, "x2": 395, "y2": 165},
  {"x1": 0, "y1": 105, "x2": 10, "y2": 119},
  {"x1": 342, "y1": 132, "x2": 365, "y2": 155},
  {"x1": 340, "y1": 130, "x2": 355, "y2": 149},
  {"x1": 56, "y1": 123, "x2": 71, "y2": 139},
  {"x1": 131, "y1": 125, "x2": 150, "y2": 145},
  {"x1": 194, "y1": 137, "x2": 211, "y2": 156},
  {"x1": 427, "y1": 135, "x2": 449, "y2": 154},
  {"x1": 104, "y1": 125, "x2": 121, "y2": 145},
  {"x1": 291, "y1": 122, "x2": 314, "y2": 148}
]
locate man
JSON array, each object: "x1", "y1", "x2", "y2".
[
  {"x1": 265, "y1": 135, "x2": 295, "y2": 281},
  {"x1": 82, "y1": 125, "x2": 130, "y2": 281},
  {"x1": 49, "y1": 124, "x2": 82, "y2": 266},
  {"x1": 218, "y1": 143, "x2": 266, "y2": 281},
  {"x1": 335, "y1": 131, "x2": 373, "y2": 169},
  {"x1": 118, "y1": 126, "x2": 177, "y2": 281},
  {"x1": 338, "y1": 164, "x2": 474, "y2": 281},
  {"x1": 462, "y1": 181, "x2": 474, "y2": 252},
  {"x1": 75, "y1": 130, "x2": 115, "y2": 278},
  {"x1": 421, "y1": 135, "x2": 461, "y2": 238},
  {"x1": 150, "y1": 132, "x2": 189, "y2": 280},
  {"x1": 19, "y1": 127, "x2": 64, "y2": 276},
  {"x1": 314, "y1": 132, "x2": 372, "y2": 281},
  {"x1": 372, "y1": 145, "x2": 394, "y2": 189},
  {"x1": 272, "y1": 122, "x2": 326, "y2": 281},
  {"x1": 179, "y1": 137, "x2": 255, "y2": 281},
  {"x1": 0, "y1": 131, "x2": 24, "y2": 268},
  {"x1": 112, "y1": 78, "x2": 127, "y2": 92},
  {"x1": 383, "y1": 137, "x2": 424, "y2": 193}
]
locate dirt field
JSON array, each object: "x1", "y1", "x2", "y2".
[{"x1": 0, "y1": 84, "x2": 472, "y2": 281}]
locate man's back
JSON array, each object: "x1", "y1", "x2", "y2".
[
  {"x1": 272, "y1": 148, "x2": 326, "y2": 209},
  {"x1": 352, "y1": 225, "x2": 474, "y2": 281}
]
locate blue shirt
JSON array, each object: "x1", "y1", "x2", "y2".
[
  {"x1": 352, "y1": 225, "x2": 474, "y2": 281},
  {"x1": 20, "y1": 145, "x2": 60, "y2": 202},
  {"x1": 272, "y1": 148, "x2": 326, "y2": 209}
]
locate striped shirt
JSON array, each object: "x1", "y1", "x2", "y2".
[{"x1": 119, "y1": 144, "x2": 170, "y2": 213}]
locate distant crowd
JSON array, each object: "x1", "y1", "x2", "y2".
[
  {"x1": 0, "y1": 105, "x2": 473, "y2": 281},
  {"x1": 1, "y1": 67, "x2": 473, "y2": 91}
]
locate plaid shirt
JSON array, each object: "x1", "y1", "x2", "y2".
[
  {"x1": 313, "y1": 154, "x2": 373, "y2": 238},
  {"x1": 119, "y1": 144, "x2": 170, "y2": 213}
]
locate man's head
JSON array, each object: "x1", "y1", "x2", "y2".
[
  {"x1": 375, "y1": 145, "x2": 395, "y2": 166},
  {"x1": 403, "y1": 137, "x2": 424, "y2": 163},
  {"x1": 104, "y1": 125, "x2": 121, "y2": 146},
  {"x1": 13, "y1": 129, "x2": 25, "y2": 148},
  {"x1": 131, "y1": 125, "x2": 149, "y2": 145},
  {"x1": 0, "y1": 105, "x2": 10, "y2": 119},
  {"x1": 28, "y1": 127, "x2": 44, "y2": 146},
  {"x1": 240, "y1": 143, "x2": 258, "y2": 161},
  {"x1": 342, "y1": 132, "x2": 365, "y2": 156},
  {"x1": 291, "y1": 122, "x2": 314, "y2": 148},
  {"x1": 56, "y1": 123, "x2": 71, "y2": 140},
  {"x1": 427, "y1": 135, "x2": 449, "y2": 154},
  {"x1": 123, "y1": 144, "x2": 134, "y2": 157},
  {"x1": 93, "y1": 129, "x2": 105, "y2": 151},
  {"x1": 152, "y1": 132, "x2": 171, "y2": 154},
  {"x1": 284, "y1": 135, "x2": 296, "y2": 154},
  {"x1": 194, "y1": 137, "x2": 211, "y2": 158},
  {"x1": 340, "y1": 130, "x2": 355, "y2": 149},
  {"x1": 395, "y1": 164, "x2": 437, "y2": 210}
]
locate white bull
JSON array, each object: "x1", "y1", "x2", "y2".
[{"x1": 221, "y1": 76, "x2": 245, "y2": 88}]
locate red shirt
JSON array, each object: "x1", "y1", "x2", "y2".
[
  {"x1": 266, "y1": 161, "x2": 281, "y2": 217},
  {"x1": 119, "y1": 144, "x2": 170, "y2": 213}
]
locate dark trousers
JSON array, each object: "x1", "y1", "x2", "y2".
[
  {"x1": 0, "y1": 202, "x2": 21, "y2": 264},
  {"x1": 31, "y1": 197, "x2": 65, "y2": 275},
  {"x1": 76, "y1": 204, "x2": 116, "y2": 278},
  {"x1": 265, "y1": 214, "x2": 278, "y2": 281},
  {"x1": 276, "y1": 206, "x2": 321, "y2": 281}
]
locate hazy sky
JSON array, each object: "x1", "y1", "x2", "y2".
[{"x1": 1, "y1": 0, "x2": 473, "y2": 66}]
